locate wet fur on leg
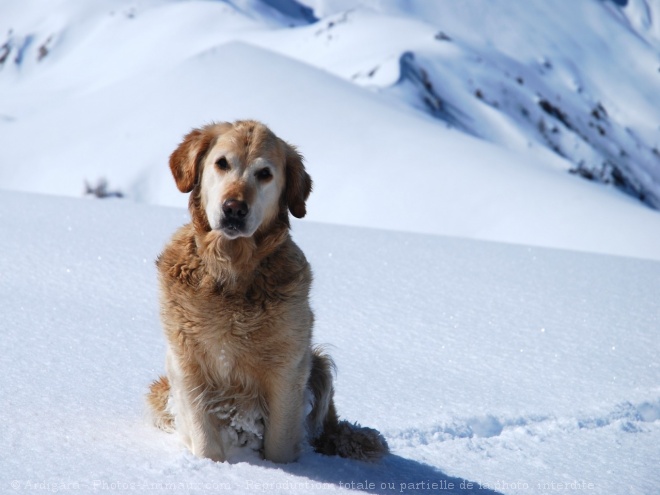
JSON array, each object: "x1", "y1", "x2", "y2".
[{"x1": 147, "y1": 350, "x2": 389, "y2": 461}]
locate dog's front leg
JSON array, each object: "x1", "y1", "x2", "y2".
[
  {"x1": 180, "y1": 395, "x2": 226, "y2": 462},
  {"x1": 167, "y1": 351, "x2": 227, "y2": 462},
  {"x1": 263, "y1": 362, "x2": 308, "y2": 463}
]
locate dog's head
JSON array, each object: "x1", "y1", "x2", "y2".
[{"x1": 169, "y1": 121, "x2": 312, "y2": 239}]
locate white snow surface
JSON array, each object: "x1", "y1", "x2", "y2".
[
  {"x1": 1, "y1": 1, "x2": 660, "y2": 492},
  {"x1": 1, "y1": 0, "x2": 660, "y2": 261},
  {"x1": 1, "y1": 190, "x2": 659, "y2": 495}
]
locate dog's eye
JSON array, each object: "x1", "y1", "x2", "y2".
[
  {"x1": 216, "y1": 157, "x2": 229, "y2": 171},
  {"x1": 256, "y1": 168, "x2": 272, "y2": 181}
]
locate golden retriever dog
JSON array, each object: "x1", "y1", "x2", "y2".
[{"x1": 147, "y1": 120, "x2": 388, "y2": 463}]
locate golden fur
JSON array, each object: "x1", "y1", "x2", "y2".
[{"x1": 147, "y1": 120, "x2": 388, "y2": 463}]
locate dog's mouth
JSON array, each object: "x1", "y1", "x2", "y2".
[{"x1": 220, "y1": 218, "x2": 247, "y2": 239}]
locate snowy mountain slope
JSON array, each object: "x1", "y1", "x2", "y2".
[
  {"x1": 1, "y1": 0, "x2": 660, "y2": 263},
  {"x1": 261, "y1": 0, "x2": 660, "y2": 208},
  {"x1": 611, "y1": 0, "x2": 660, "y2": 50},
  {"x1": 1, "y1": 191, "x2": 659, "y2": 495},
  {"x1": 3, "y1": 41, "x2": 660, "y2": 261}
]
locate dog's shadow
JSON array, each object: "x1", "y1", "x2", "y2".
[{"x1": 278, "y1": 452, "x2": 505, "y2": 495}]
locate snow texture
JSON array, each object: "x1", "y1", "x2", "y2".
[
  {"x1": 0, "y1": 191, "x2": 658, "y2": 494},
  {"x1": 1, "y1": 0, "x2": 660, "y2": 493}
]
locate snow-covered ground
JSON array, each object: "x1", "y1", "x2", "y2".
[
  {"x1": 1, "y1": 0, "x2": 660, "y2": 260},
  {"x1": 1, "y1": 191, "x2": 659, "y2": 494},
  {"x1": 1, "y1": 0, "x2": 660, "y2": 493}
]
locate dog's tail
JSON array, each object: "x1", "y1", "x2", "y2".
[
  {"x1": 146, "y1": 375, "x2": 175, "y2": 432},
  {"x1": 307, "y1": 348, "x2": 389, "y2": 462}
]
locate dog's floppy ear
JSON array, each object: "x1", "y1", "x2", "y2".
[
  {"x1": 283, "y1": 142, "x2": 313, "y2": 218},
  {"x1": 169, "y1": 126, "x2": 217, "y2": 193}
]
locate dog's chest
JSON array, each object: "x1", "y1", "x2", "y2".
[
  {"x1": 185, "y1": 273, "x2": 308, "y2": 362},
  {"x1": 159, "y1": 232, "x2": 312, "y2": 371},
  {"x1": 211, "y1": 277, "x2": 288, "y2": 335}
]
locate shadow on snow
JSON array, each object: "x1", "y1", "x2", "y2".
[{"x1": 280, "y1": 452, "x2": 505, "y2": 495}]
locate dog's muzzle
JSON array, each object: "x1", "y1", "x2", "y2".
[{"x1": 220, "y1": 199, "x2": 249, "y2": 236}]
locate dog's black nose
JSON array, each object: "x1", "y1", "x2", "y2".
[{"x1": 222, "y1": 199, "x2": 248, "y2": 219}]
